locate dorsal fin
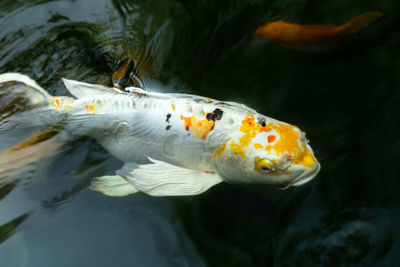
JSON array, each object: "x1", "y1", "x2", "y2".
[{"x1": 62, "y1": 78, "x2": 125, "y2": 99}]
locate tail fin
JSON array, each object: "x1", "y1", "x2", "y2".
[
  {"x1": 0, "y1": 74, "x2": 61, "y2": 185},
  {"x1": 341, "y1": 11, "x2": 383, "y2": 35},
  {"x1": 0, "y1": 73, "x2": 51, "y2": 105},
  {"x1": 0, "y1": 73, "x2": 54, "y2": 131}
]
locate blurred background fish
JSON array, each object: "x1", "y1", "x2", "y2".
[{"x1": 255, "y1": 11, "x2": 383, "y2": 50}]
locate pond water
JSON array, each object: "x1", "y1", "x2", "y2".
[{"x1": 1, "y1": 0, "x2": 400, "y2": 266}]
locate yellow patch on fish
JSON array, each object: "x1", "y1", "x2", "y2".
[
  {"x1": 85, "y1": 104, "x2": 97, "y2": 114},
  {"x1": 298, "y1": 151, "x2": 315, "y2": 168},
  {"x1": 262, "y1": 120, "x2": 315, "y2": 168},
  {"x1": 229, "y1": 141, "x2": 246, "y2": 159},
  {"x1": 254, "y1": 143, "x2": 264, "y2": 149},
  {"x1": 213, "y1": 143, "x2": 226, "y2": 157},
  {"x1": 231, "y1": 114, "x2": 315, "y2": 167},
  {"x1": 229, "y1": 114, "x2": 271, "y2": 159},
  {"x1": 181, "y1": 114, "x2": 215, "y2": 140},
  {"x1": 171, "y1": 104, "x2": 175, "y2": 111}
]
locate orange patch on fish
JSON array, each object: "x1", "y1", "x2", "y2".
[
  {"x1": 181, "y1": 109, "x2": 223, "y2": 140},
  {"x1": 49, "y1": 97, "x2": 61, "y2": 110},
  {"x1": 181, "y1": 115, "x2": 215, "y2": 140},
  {"x1": 49, "y1": 97, "x2": 74, "y2": 111},
  {"x1": 267, "y1": 135, "x2": 276, "y2": 143},
  {"x1": 85, "y1": 104, "x2": 97, "y2": 114}
]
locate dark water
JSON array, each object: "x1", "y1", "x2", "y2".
[{"x1": 1, "y1": 0, "x2": 400, "y2": 266}]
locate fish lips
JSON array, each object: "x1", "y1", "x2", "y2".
[{"x1": 290, "y1": 162, "x2": 321, "y2": 187}]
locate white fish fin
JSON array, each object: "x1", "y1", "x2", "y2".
[
  {"x1": 0, "y1": 73, "x2": 50, "y2": 96},
  {"x1": 0, "y1": 73, "x2": 51, "y2": 104},
  {"x1": 117, "y1": 158, "x2": 222, "y2": 196},
  {"x1": 0, "y1": 74, "x2": 55, "y2": 130},
  {"x1": 62, "y1": 78, "x2": 124, "y2": 99},
  {"x1": 90, "y1": 175, "x2": 138, "y2": 196}
]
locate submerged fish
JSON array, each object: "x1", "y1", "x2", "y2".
[
  {"x1": 96, "y1": 42, "x2": 151, "y2": 91},
  {"x1": 255, "y1": 12, "x2": 383, "y2": 50},
  {"x1": 0, "y1": 73, "x2": 320, "y2": 197},
  {"x1": 111, "y1": 59, "x2": 145, "y2": 89},
  {"x1": 110, "y1": 48, "x2": 150, "y2": 90}
]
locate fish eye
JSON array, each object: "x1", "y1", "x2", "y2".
[
  {"x1": 260, "y1": 165, "x2": 272, "y2": 172},
  {"x1": 257, "y1": 158, "x2": 275, "y2": 173}
]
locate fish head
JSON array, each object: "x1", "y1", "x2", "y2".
[
  {"x1": 213, "y1": 114, "x2": 320, "y2": 188},
  {"x1": 255, "y1": 21, "x2": 286, "y2": 40}
]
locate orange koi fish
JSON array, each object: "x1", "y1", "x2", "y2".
[{"x1": 255, "y1": 12, "x2": 383, "y2": 50}]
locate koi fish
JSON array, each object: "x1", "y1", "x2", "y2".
[
  {"x1": 96, "y1": 44, "x2": 151, "y2": 90},
  {"x1": 255, "y1": 12, "x2": 383, "y2": 50},
  {"x1": 111, "y1": 59, "x2": 145, "y2": 89},
  {"x1": 0, "y1": 73, "x2": 320, "y2": 197}
]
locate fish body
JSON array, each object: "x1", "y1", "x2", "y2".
[
  {"x1": 0, "y1": 73, "x2": 320, "y2": 196},
  {"x1": 255, "y1": 12, "x2": 382, "y2": 50}
]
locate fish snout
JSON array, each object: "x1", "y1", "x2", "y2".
[{"x1": 290, "y1": 159, "x2": 321, "y2": 186}]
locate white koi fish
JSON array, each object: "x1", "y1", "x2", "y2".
[{"x1": 0, "y1": 73, "x2": 320, "y2": 197}]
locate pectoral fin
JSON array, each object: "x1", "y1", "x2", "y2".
[
  {"x1": 117, "y1": 158, "x2": 222, "y2": 196},
  {"x1": 90, "y1": 175, "x2": 138, "y2": 196}
]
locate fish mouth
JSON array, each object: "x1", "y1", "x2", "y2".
[
  {"x1": 276, "y1": 162, "x2": 320, "y2": 190},
  {"x1": 290, "y1": 162, "x2": 321, "y2": 187}
]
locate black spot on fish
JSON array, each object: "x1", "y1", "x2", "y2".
[
  {"x1": 166, "y1": 125, "x2": 171, "y2": 130},
  {"x1": 166, "y1": 113, "x2": 171, "y2": 123},
  {"x1": 257, "y1": 117, "x2": 266, "y2": 127},
  {"x1": 206, "y1": 108, "x2": 224, "y2": 121}
]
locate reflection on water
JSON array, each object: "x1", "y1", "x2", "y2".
[
  {"x1": 0, "y1": 213, "x2": 28, "y2": 245},
  {"x1": 1, "y1": 0, "x2": 400, "y2": 266}
]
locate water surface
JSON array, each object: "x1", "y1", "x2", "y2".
[{"x1": 1, "y1": 0, "x2": 400, "y2": 266}]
